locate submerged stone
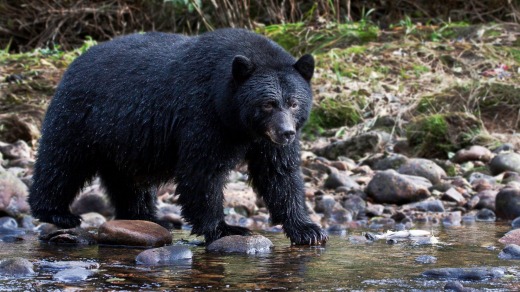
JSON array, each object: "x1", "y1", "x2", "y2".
[
  {"x1": 0, "y1": 257, "x2": 34, "y2": 277},
  {"x1": 498, "y1": 244, "x2": 520, "y2": 260},
  {"x1": 207, "y1": 235, "x2": 273, "y2": 254},
  {"x1": 422, "y1": 267, "x2": 505, "y2": 280},
  {"x1": 53, "y1": 267, "x2": 94, "y2": 282},
  {"x1": 136, "y1": 245, "x2": 193, "y2": 265}
]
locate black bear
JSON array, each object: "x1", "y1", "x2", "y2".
[{"x1": 29, "y1": 28, "x2": 327, "y2": 245}]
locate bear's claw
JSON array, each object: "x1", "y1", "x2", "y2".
[{"x1": 285, "y1": 222, "x2": 328, "y2": 246}]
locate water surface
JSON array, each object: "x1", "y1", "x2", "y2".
[{"x1": 1, "y1": 222, "x2": 519, "y2": 290}]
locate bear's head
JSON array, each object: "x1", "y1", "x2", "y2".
[{"x1": 227, "y1": 54, "x2": 314, "y2": 146}]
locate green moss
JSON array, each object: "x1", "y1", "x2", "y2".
[
  {"x1": 406, "y1": 112, "x2": 485, "y2": 158},
  {"x1": 302, "y1": 93, "x2": 365, "y2": 139}
]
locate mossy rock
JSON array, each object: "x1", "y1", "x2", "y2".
[
  {"x1": 415, "y1": 82, "x2": 520, "y2": 133},
  {"x1": 406, "y1": 112, "x2": 491, "y2": 158},
  {"x1": 303, "y1": 92, "x2": 365, "y2": 138}
]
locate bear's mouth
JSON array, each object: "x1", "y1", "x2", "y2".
[{"x1": 266, "y1": 129, "x2": 295, "y2": 145}]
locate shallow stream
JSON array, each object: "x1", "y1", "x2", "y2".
[{"x1": 1, "y1": 222, "x2": 520, "y2": 290}]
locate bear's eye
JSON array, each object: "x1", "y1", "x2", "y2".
[
  {"x1": 262, "y1": 102, "x2": 276, "y2": 111},
  {"x1": 289, "y1": 100, "x2": 299, "y2": 109}
]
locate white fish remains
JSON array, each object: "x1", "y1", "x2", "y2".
[{"x1": 364, "y1": 229, "x2": 440, "y2": 245}]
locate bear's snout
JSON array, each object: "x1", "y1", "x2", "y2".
[{"x1": 266, "y1": 111, "x2": 296, "y2": 145}]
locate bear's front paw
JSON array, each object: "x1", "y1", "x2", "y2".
[
  {"x1": 204, "y1": 222, "x2": 253, "y2": 244},
  {"x1": 285, "y1": 223, "x2": 328, "y2": 246},
  {"x1": 35, "y1": 212, "x2": 82, "y2": 229}
]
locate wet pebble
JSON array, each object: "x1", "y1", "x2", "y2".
[
  {"x1": 324, "y1": 169, "x2": 360, "y2": 190},
  {"x1": 464, "y1": 196, "x2": 479, "y2": 210},
  {"x1": 415, "y1": 255, "x2": 437, "y2": 264},
  {"x1": 366, "y1": 170, "x2": 431, "y2": 204},
  {"x1": 39, "y1": 228, "x2": 96, "y2": 245},
  {"x1": 442, "y1": 188, "x2": 465, "y2": 205},
  {"x1": 39, "y1": 261, "x2": 98, "y2": 272},
  {"x1": 0, "y1": 257, "x2": 34, "y2": 277},
  {"x1": 452, "y1": 145, "x2": 492, "y2": 163},
  {"x1": 489, "y1": 152, "x2": 520, "y2": 175},
  {"x1": 136, "y1": 245, "x2": 192, "y2": 265},
  {"x1": 53, "y1": 267, "x2": 94, "y2": 282},
  {"x1": 314, "y1": 194, "x2": 336, "y2": 215},
  {"x1": 499, "y1": 229, "x2": 520, "y2": 245},
  {"x1": 0, "y1": 169, "x2": 30, "y2": 217},
  {"x1": 498, "y1": 244, "x2": 520, "y2": 260},
  {"x1": 341, "y1": 195, "x2": 366, "y2": 218},
  {"x1": 422, "y1": 267, "x2": 505, "y2": 280},
  {"x1": 444, "y1": 281, "x2": 474, "y2": 292},
  {"x1": 495, "y1": 187, "x2": 520, "y2": 220},
  {"x1": 206, "y1": 235, "x2": 273, "y2": 254},
  {"x1": 475, "y1": 189, "x2": 497, "y2": 211},
  {"x1": 397, "y1": 158, "x2": 446, "y2": 184},
  {"x1": 98, "y1": 220, "x2": 172, "y2": 247},
  {"x1": 405, "y1": 199, "x2": 445, "y2": 212},
  {"x1": 442, "y1": 212, "x2": 462, "y2": 226},
  {"x1": 475, "y1": 208, "x2": 496, "y2": 222},
  {"x1": 512, "y1": 217, "x2": 520, "y2": 229}
]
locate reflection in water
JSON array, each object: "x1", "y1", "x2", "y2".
[{"x1": 0, "y1": 222, "x2": 519, "y2": 290}]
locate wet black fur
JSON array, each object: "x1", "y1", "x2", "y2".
[{"x1": 28, "y1": 28, "x2": 327, "y2": 245}]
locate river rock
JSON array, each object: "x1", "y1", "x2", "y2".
[
  {"x1": 499, "y1": 229, "x2": 520, "y2": 245},
  {"x1": 366, "y1": 170, "x2": 431, "y2": 204},
  {"x1": 442, "y1": 188, "x2": 465, "y2": 205},
  {"x1": 39, "y1": 228, "x2": 97, "y2": 245},
  {"x1": 53, "y1": 267, "x2": 94, "y2": 282},
  {"x1": 452, "y1": 145, "x2": 492, "y2": 163},
  {"x1": 475, "y1": 189, "x2": 497, "y2": 211},
  {"x1": 0, "y1": 258, "x2": 34, "y2": 277},
  {"x1": 498, "y1": 244, "x2": 520, "y2": 259},
  {"x1": 512, "y1": 217, "x2": 520, "y2": 229},
  {"x1": 0, "y1": 216, "x2": 17, "y2": 229},
  {"x1": 314, "y1": 194, "x2": 336, "y2": 215},
  {"x1": 324, "y1": 169, "x2": 360, "y2": 190},
  {"x1": 80, "y1": 212, "x2": 106, "y2": 229},
  {"x1": 313, "y1": 131, "x2": 387, "y2": 160},
  {"x1": 415, "y1": 255, "x2": 437, "y2": 264},
  {"x1": 371, "y1": 154, "x2": 409, "y2": 170},
  {"x1": 0, "y1": 169, "x2": 30, "y2": 217},
  {"x1": 495, "y1": 187, "x2": 520, "y2": 219},
  {"x1": 464, "y1": 195, "x2": 480, "y2": 210},
  {"x1": 422, "y1": 267, "x2": 505, "y2": 280},
  {"x1": 98, "y1": 220, "x2": 171, "y2": 247},
  {"x1": 40, "y1": 260, "x2": 99, "y2": 270},
  {"x1": 398, "y1": 158, "x2": 446, "y2": 184},
  {"x1": 404, "y1": 199, "x2": 445, "y2": 212},
  {"x1": 0, "y1": 140, "x2": 32, "y2": 160},
  {"x1": 223, "y1": 182, "x2": 257, "y2": 216},
  {"x1": 341, "y1": 195, "x2": 366, "y2": 218},
  {"x1": 503, "y1": 171, "x2": 520, "y2": 184},
  {"x1": 489, "y1": 152, "x2": 520, "y2": 175},
  {"x1": 444, "y1": 281, "x2": 472, "y2": 292},
  {"x1": 442, "y1": 211, "x2": 462, "y2": 226},
  {"x1": 475, "y1": 208, "x2": 496, "y2": 222},
  {"x1": 206, "y1": 235, "x2": 273, "y2": 254},
  {"x1": 136, "y1": 245, "x2": 192, "y2": 265}
]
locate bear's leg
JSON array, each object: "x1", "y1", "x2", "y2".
[
  {"x1": 175, "y1": 174, "x2": 252, "y2": 244},
  {"x1": 29, "y1": 146, "x2": 95, "y2": 228},
  {"x1": 247, "y1": 141, "x2": 328, "y2": 245},
  {"x1": 99, "y1": 170, "x2": 158, "y2": 222}
]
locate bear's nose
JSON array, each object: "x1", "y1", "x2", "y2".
[{"x1": 282, "y1": 130, "x2": 296, "y2": 140}]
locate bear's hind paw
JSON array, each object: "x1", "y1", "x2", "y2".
[{"x1": 36, "y1": 213, "x2": 82, "y2": 229}]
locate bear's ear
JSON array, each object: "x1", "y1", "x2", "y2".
[
  {"x1": 232, "y1": 55, "x2": 255, "y2": 83},
  {"x1": 294, "y1": 54, "x2": 314, "y2": 81}
]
